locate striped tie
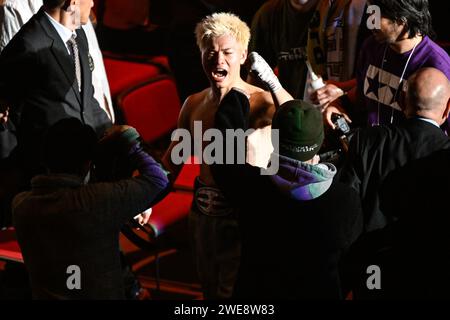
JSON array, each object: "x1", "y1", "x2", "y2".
[{"x1": 67, "y1": 34, "x2": 81, "y2": 92}]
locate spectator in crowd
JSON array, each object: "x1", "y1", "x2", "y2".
[
  {"x1": 95, "y1": 0, "x2": 167, "y2": 56},
  {"x1": 249, "y1": 0, "x2": 368, "y2": 104},
  {"x1": 324, "y1": 0, "x2": 450, "y2": 130},
  {"x1": 0, "y1": 0, "x2": 112, "y2": 183},
  {"x1": 0, "y1": 0, "x2": 44, "y2": 162},
  {"x1": 13, "y1": 119, "x2": 168, "y2": 299},
  {"x1": 0, "y1": 0, "x2": 114, "y2": 160},
  {"x1": 0, "y1": 0, "x2": 114, "y2": 228},
  {"x1": 339, "y1": 67, "x2": 450, "y2": 233},
  {"x1": 0, "y1": 0, "x2": 42, "y2": 52}
]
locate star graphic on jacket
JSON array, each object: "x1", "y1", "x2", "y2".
[
  {"x1": 365, "y1": 72, "x2": 381, "y2": 100},
  {"x1": 388, "y1": 85, "x2": 399, "y2": 105}
]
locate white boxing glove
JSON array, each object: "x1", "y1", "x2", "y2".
[{"x1": 248, "y1": 52, "x2": 282, "y2": 93}]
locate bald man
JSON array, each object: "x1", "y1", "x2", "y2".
[
  {"x1": 338, "y1": 67, "x2": 450, "y2": 233},
  {"x1": 404, "y1": 68, "x2": 450, "y2": 122}
]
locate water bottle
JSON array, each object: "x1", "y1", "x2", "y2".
[{"x1": 304, "y1": 60, "x2": 325, "y2": 107}]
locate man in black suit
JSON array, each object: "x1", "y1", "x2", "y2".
[
  {"x1": 338, "y1": 67, "x2": 450, "y2": 233},
  {"x1": 339, "y1": 68, "x2": 450, "y2": 299},
  {"x1": 377, "y1": 148, "x2": 450, "y2": 298},
  {"x1": 0, "y1": 0, "x2": 111, "y2": 180}
]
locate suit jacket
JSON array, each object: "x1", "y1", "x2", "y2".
[
  {"x1": 0, "y1": 8, "x2": 111, "y2": 175},
  {"x1": 339, "y1": 118, "x2": 450, "y2": 232},
  {"x1": 367, "y1": 149, "x2": 450, "y2": 299}
]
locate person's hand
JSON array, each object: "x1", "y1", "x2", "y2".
[
  {"x1": 0, "y1": 107, "x2": 9, "y2": 125},
  {"x1": 98, "y1": 124, "x2": 134, "y2": 143},
  {"x1": 248, "y1": 52, "x2": 282, "y2": 92},
  {"x1": 134, "y1": 208, "x2": 152, "y2": 227},
  {"x1": 323, "y1": 105, "x2": 352, "y2": 129},
  {"x1": 246, "y1": 125, "x2": 273, "y2": 169},
  {"x1": 310, "y1": 84, "x2": 344, "y2": 108}
]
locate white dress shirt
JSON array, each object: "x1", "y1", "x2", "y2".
[
  {"x1": 417, "y1": 117, "x2": 440, "y2": 128},
  {"x1": 44, "y1": 11, "x2": 75, "y2": 54},
  {"x1": 82, "y1": 20, "x2": 114, "y2": 122}
]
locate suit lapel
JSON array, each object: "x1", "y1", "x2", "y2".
[{"x1": 36, "y1": 9, "x2": 82, "y2": 104}]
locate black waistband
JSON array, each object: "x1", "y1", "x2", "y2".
[{"x1": 192, "y1": 177, "x2": 235, "y2": 217}]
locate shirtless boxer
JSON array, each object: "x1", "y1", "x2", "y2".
[{"x1": 162, "y1": 12, "x2": 292, "y2": 299}]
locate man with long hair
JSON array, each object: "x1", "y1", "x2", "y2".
[{"x1": 324, "y1": 0, "x2": 450, "y2": 130}]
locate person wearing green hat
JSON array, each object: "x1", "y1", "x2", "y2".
[
  {"x1": 211, "y1": 89, "x2": 363, "y2": 299},
  {"x1": 272, "y1": 99, "x2": 325, "y2": 164}
]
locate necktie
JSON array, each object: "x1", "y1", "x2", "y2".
[{"x1": 67, "y1": 34, "x2": 81, "y2": 92}]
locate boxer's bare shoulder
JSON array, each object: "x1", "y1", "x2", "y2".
[{"x1": 244, "y1": 84, "x2": 276, "y2": 129}]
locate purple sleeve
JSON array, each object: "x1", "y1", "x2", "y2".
[
  {"x1": 128, "y1": 143, "x2": 169, "y2": 191},
  {"x1": 107, "y1": 141, "x2": 169, "y2": 225}
]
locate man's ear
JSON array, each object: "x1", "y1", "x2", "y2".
[
  {"x1": 444, "y1": 98, "x2": 450, "y2": 120},
  {"x1": 62, "y1": 0, "x2": 77, "y2": 12},
  {"x1": 397, "y1": 17, "x2": 407, "y2": 26},
  {"x1": 240, "y1": 48, "x2": 248, "y2": 65},
  {"x1": 82, "y1": 160, "x2": 92, "y2": 182},
  {"x1": 62, "y1": 0, "x2": 72, "y2": 11}
]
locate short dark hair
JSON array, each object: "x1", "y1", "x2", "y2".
[
  {"x1": 369, "y1": 0, "x2": 435, "y2": 38},
  {"x1": 42, "y1": 118, "x2": 97, "y2": 175},
  {"x1": 43, "y1": 0, "x2": 68, "y2": 9}
]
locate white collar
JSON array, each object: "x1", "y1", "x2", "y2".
[
  {"x1": 417, "y1": 117, "x2": 440, "y2": 128},
  {"x1": 44, "y1": 12, "x2": 76, "y2": 51}
]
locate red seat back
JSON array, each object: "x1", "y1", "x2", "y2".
[
  {"x1": 149, "y1": 191, "x2": 193, "y2": 237},
  {"x1": 0, "y1": 228, "x2": 23, "y2": 263},
  {"x1": 103, "y1": 57, "x2": 162, "y2": 98},
  {"x1": 173, "y1": 156, "x2": 200, "y2": 191},
  {"x1": 117, "y1": 76, "x2": 181, "y2": 143}
]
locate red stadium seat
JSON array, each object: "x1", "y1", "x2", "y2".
[
  {"x1": 149, "y1": 55, "x2": 170, "y2": 71},
  {"x1": 117, "y1": 76, "x2": 199, "y2": 246},
  {"x1": 149, "y1": 190, "x2": 193, "y2": 237},
  {"x1": 0, "y1": 228, "x2": 23, "y2": 263},
  {"x1": 103, "y1": 57, "x2": 163, "y2": 99},
  {"x1": 145, "y1": 158, "x2": 199, "y2": 241},
  {"x1": 117, "y1": 75, "x2": 181, "y2": 143},
  {"x1": 173, "y1": 156, "x2": 200, "y2": 191}
]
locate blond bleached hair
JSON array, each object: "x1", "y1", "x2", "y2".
[{"x1": 195, "y1": 12, "x2": 251, "y2": 52}]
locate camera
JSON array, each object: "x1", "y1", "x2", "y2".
[
  {"x1": 330, "y1": 113, "x2": 353, "y2": 154},
  {"x1": 331, "y1": 113, "x2": 350, "y2": 136}
]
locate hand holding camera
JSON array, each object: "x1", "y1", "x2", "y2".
[
  {"x1": 332, "y1": 113, "x2": 351, "y2": 136},
  {"x1": 0, "y1": 106, "x2": 9, "y2": 125}
]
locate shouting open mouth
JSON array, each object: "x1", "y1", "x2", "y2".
[{"x1": 212, "y1": 68, "x2": 228, "y2": 82}]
